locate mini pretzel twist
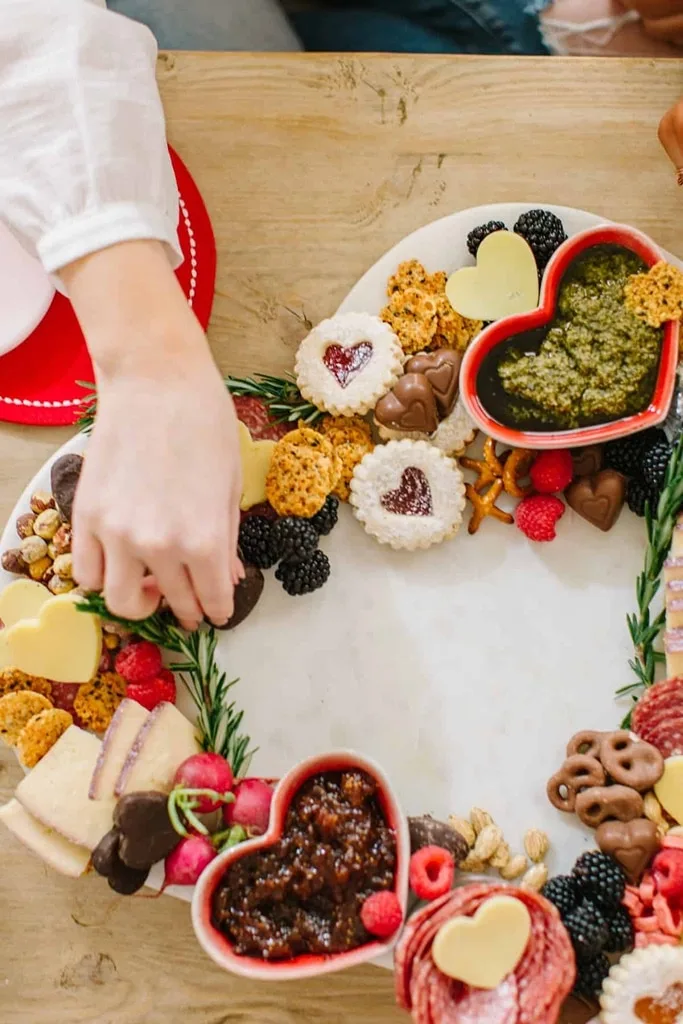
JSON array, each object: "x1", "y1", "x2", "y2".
[
  {"x1": 465, "y1": 481, "x2": 514, "y2": 535},
  {"x1": 461, "y1": 437, "x2": 504, "y2": 493},
  {"x1": 566, "y1": 730, "x2": 607, "y2": 760},
  {"x1": 501, "y1": 448, "x2": 533, "y2": 499},
  {"x1": 575, "y1": 785, "x2": 644, "y2": 828},
  {"x1": 547, "y1": 754, "x2": 606, "y2": 813},
  {"x1": 599, "y1": 731, "x2": 665, "y2": 792}
]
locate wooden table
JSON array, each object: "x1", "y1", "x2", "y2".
[{"x1": 1, "y1": 54, "x2": 681, "y2": 1023}]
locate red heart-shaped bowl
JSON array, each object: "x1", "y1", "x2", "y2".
[
  {"x1": 191, "y1": 750, "x2": 409, "y2": 980},
  {"x1": 460, "y1": 223, "x2": 679, "y2": 450}
]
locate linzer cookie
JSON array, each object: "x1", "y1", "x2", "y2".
[
  {"x1": 600, "y1": 946, "x2": 683, "y2": 1024},
  {"x1": 349, "y1": 440, "x2": 465, "y2": 550},
  {"x1": 295, "y1": 312, "x2": 402, "y2": 416}
]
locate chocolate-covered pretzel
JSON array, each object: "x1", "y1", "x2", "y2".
[
  {"x1": 599, "y1": 731, "x2": 665, "y2": 792},
  {"x1": 565, "y1": 730, "x2": 606, "y2": 760},
  {"x1": 575, "y1": 785, "x2": 644, "y2": 828},
  {"x1": 547, "y1": 754, "x2": 606, "y2": 813}
]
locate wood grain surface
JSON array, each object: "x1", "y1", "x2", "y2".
[{"x1": 1, "y1": 54, "x2": 681, "y2": 1023}]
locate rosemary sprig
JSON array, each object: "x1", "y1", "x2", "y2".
[
  {"x1": 226, "y1": 372, "x2": 323, "y2": 425},
  {"x1": 621, "y1": 431, "x2": 683, "y2": 722},
  {"x1": 77, "y1": 593, "x2": 255, "y2": 776},
  {"x1": 77, "y1": 372, "x2": 321, "y2": 435}
]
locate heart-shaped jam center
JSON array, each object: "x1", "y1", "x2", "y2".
[
  {"x1": 380, "y1": 467, "x2": 433, "y2": 517},
  {"x1": 323, "y1": 342, "x2": 373, "y2": 388},
  {"x1": 635, "y1": 984, "x2": 683, "y2": 1024}
]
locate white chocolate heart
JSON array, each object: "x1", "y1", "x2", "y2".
[
  {"x1": 655, "y1": 755, "x2": 683, "y2": 825},
  {"x1": 446, "y1": 231, "x2": 539, "y2": 321},
  {"x1": 3, "y1": 594, "x2": 101, "y2": 683},
  {"x1": 431, "y1": 895, "x2": 531, "y2": 989},
  {"x1": 0, "y1": 579, "x2": 51, "y2": 629},
  {"x1": 238, "y1": 421, "x2": 276, "y2": 511}
]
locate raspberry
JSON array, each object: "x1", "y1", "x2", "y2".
[
  {"x1": 360, "y1": 890, "x2": 403, "y2": 939},
  {"x1": 115, "y1": 641, "x2": 163, "y2": 684},
  {"x1": 409, "y1": 845, "x2": 455, "y2": 901},
  {"x1": 529, "y1": 450, "x2": 573, "y2": 493},
  {"x1": 515, "y1": 494, "x2": 565, "y2": 542},
  {"x1": 127, "y1": 668, "x2": 176, "y2": 711},
  {"x1": 652, "y1": 848, "x2": 683, "y2": 906}
]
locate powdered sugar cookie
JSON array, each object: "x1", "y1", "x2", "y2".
[
  {"x1": 295, "y1": 312, "x2": 403, "y2": 416},
  {"x1": 600, "y1": 946, "x2": 683, "y2": 1024},
  {"x1": 376, "y1": 399, "x2": 477, "y2": 457},
  {"x1": 349, "y1": 440, "x2": 465, "y2": 550}
]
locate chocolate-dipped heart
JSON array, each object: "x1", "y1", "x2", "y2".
[
  {"x1": 374, "y1": 373, "x2": 438, "y2": 433},
  {"x1": 114, "y1": 791, "x2": 181, "y2": 870},
  {"x1": 405, "y1": 349, "x2": 462, "y2": 419},
  {"x1": 565, "y1": 469, "x2": 625, "y2": 532},
  {"x1": 380, "y1": 467, "x2": 433, "y2": 517},
  {"x1": 571, "y1": 445, "x2": 603, "y2": 479},
  {"x1": 595, "y1": 817, "x2": 659, "y2": 883},
  {"x1": 92, "y1": 827, "x2": 151, "y2": 895},
  {"x1": 322, "y1": 342, "x2": 373, "y2": 388},
  {"x1": 50, "y1": 453, "x2": 83, "y2": 523},
  {"x1": 217, "y1": 564, "x2": 264, "y2": 631}
]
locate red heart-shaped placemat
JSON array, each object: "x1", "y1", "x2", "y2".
[{"x1": 0, "y1": 147, "x2": 216, "y2": 427}]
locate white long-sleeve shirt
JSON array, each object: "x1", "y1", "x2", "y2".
[{"x1": 0, "y1": 0, "x2": 181, "y2": 275}]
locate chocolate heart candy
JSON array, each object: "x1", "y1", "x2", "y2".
[
  {"x1": 596, "y1": 817, "x2": 659, "y2": 883},
  {"x1": 571, "y1": 446, "x2": 603, "y2": 479},
  {"x1": 405, "y1": 349, "x2": 462, "y2": 419},
  {"x1": 374, "y1": 373, "x2": 438, "y2": 433},
  {"x1": 92, "y1": 827, "x2": 150, "y2": 895},
  {"x1": 50, "y1": 453, "x2": 83, "y2": 523},
  {"x1": 218, "y1": 564, "x2": 264, "y2": 631},
  {"x1": 92, "y1": 827, "x2": 122, "y2": 877},
  {"x1": 565, "y1": 469, "x2": 625, "y2": 532},
  {"x1": 114, "y1": 791, "x2": 180, "y2": 870}
]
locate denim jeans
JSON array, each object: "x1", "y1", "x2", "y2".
[{"x1": 108, "y1": 0, "x2": 301, "y2": 50}]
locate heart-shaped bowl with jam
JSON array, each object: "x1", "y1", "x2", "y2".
[
  {"x1": 460, "y1": 223, "x2": 679, "y2": 450},
  {"x1": 191, "y1": 750, "x2": 410, "y2": 980}
]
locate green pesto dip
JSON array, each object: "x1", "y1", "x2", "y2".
[{"x1": 495, "y1": 245, "x2": 662, "y2": 430}]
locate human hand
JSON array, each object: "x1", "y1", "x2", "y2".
[
  {"x1": 61, "y1": 241, "x2": 243, "y2": 630},
  {"x1": 658, "y1": 97, "x2": 683, "y2": 182},
  {"x1": 623, "y1": 0, "x2": 683, "y2": 43}
]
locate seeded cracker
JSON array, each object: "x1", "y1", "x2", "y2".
[
  {"x1": 266, "y1": 427, "x2": 342, "y2": 518},
  {"x1": 17, "y1": 708, "x2": 73, "y2": 767},
  {"x1": 0, "y1": 690, "x2": 52, "y2": 746},
  {"x1": 0, "y1": 669, "x2": 52, "y2": 700},
  {"x1": 318, "y1": 416, "x2": 374, "y2": 502},
  {"x1": 624, "y1": 261, "x2": 683, "y2": 327},
  {"x1": 74, "y1": 671, "x2": 126, "y2": 733},
  {"x1": 382, "y1": 259, "x2": 481, "y2": 356}
]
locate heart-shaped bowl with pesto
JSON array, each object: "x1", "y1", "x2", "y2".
[
  {"x1": 191, "y1": 749, "x2": 409, "y2": 981},
  {"x1": 459, "y1": 223, "x2": 679, "y2": 450}
]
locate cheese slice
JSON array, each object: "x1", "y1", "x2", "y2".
[
  {"x1": 89, "y1": 699, "x2": 150, "y2": 800},
  {"x1": 0, "y1": 799, "x2": 90, "y2": 878},
  {"x1": 16, "y1": 725, "x2": 114, "y2": 850},
  {"x1": 115, "y1": 702, "x2": 200, "y2": 796},
  {"x1": 0, "y1": 579, "x2": 51, "y2": 628},
  {"x1": 0, "y1": 630, "x2": 11, "y2": 670},
  {"x1": 3, "y1": 593, "x2": 101, "y2": 683},
  {"x1": 665, "y1": 628, "x2": 683, "y2": 679}
]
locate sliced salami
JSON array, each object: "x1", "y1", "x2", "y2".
[
  {"x1": 453, "y1": 976, "x2": 518, "y2": 1024},
  {"x1": 233, "y1": 395, "x2": 290, "y2": 442}
]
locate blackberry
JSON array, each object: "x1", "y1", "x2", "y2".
[
  {"x1": 604, "y1": 904, "x2": 634, "y2": 954},
  {"x1": 238, "y1": 516, "x2": 279, "y2": 569},
  {"x1": 573, "y1": 851, "x2": 626, "y2": 912},
  {"x1": 310, "y1": 495, "x2": 339, "y2": 536},
  {"x1": 627, "y1": 477, "x2": 659, "y2": 518},
  {"x1": 573, "y1": 952, "x2": 611, "y2": 998},
  {"x1": 276, "y1": 550, "x2": 331, "y2": 596},
  {"x1": 603, "y1": 435, "x2": 648, "y2": 478},
  {"x1": 642, "y1": 437, "x2": 672, "y2": 491},
  {"x1": 541, "y1": 875, "x2": 579, "y2": 918},
  {"x1": 271, "y1": 517, "x2": 319, "y2": 563},
  {"x1": 563, "y1": 900, "x2": 609, "y2": 959},
  {"x1": 513, "y1": 209, "x2": 567, "y2": 272},
  {"x1": 466, "y1": 220, "x2": 507, "y2": 257}
]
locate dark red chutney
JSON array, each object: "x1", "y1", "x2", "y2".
[{"x1": 211, "y1": 770, "x2": 397, "y2": 960}]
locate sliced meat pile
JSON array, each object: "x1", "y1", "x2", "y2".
[
  {"x1": 632, "y1": 677, "x2": 683, "y2": 758},
  {"x1": 233, "y1": 395, "x2": 291, "y2": 442},
  {"x1": 394, "y1": 883, "x2": 575, "y2": 1024}
]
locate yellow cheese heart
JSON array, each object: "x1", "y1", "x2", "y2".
[
  {"x1": 0, "y1": 579, "x2": 51, "y2": 628},
  {"x1": 238, "y1": 421, "x2": 276, "y2": 511},
  {"x1": 432, "y1": 895, "x2": 531, "y2": 989},
  {"x1": 0, "y1": 630, "x2": 11, "y2": 670},
  {"x1": 655, "y1": 756, "x2": 683, "y2": 825},
  {"x1": 3, "y1": 594, "x2": 101, "y2": 683},
  {"x1": 446, "y1": 231, "x2": 539, "y2": 321}
]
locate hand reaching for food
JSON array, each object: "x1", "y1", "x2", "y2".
[
  {"x1": 658, "y1": 96, "x2": 683, "y2": 183},
  {"x1": 624, "y1": 0, "x2": 683, "y2": 43},
  {"x1": 60, "y1": 240, "x2": 243, "y2": 630}
]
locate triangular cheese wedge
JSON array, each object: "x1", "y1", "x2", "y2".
[{"x1": 0, "y1": 799, "x2": 90, "y2": 878}]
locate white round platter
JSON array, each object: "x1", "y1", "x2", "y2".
[
  {"x1": 0, "y1": 222, "x2": 55, "y2": 358},
  {"x1": 0, "y1": 203, "x2": 676, "y2": 912}
]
